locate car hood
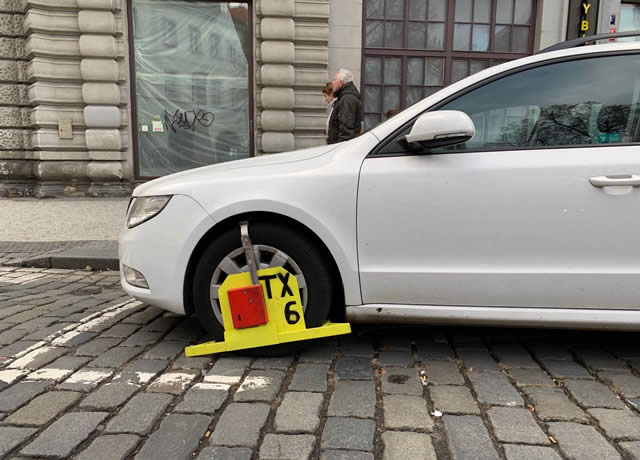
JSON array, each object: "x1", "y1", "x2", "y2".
[{"x1": 133, "y1": 143, "x2": 341, "y2": 197}]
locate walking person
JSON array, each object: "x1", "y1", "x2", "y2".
[
  {"x1": 322, "y1": 82, "x2": 336, "y2": 143},
  {"x1": 327, "y1": 68, "x2": 363, "y2": 144}
]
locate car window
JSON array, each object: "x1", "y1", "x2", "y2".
[{"x1": 377, "y1": 53, "x2": 640, "y2": 155}]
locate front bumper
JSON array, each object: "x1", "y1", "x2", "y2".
[{"x1": 119, "y1": 194, "x2": 216, "y2": 315}]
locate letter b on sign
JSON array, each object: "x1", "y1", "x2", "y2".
[{"x1": 581, "y1": 20, "x2": 589, "y2": 31}]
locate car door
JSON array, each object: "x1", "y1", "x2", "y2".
[{"x1": 357, "y1": 52, "x2": 640, "y2": 310}]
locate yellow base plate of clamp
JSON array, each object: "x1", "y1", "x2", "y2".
[{"x1": 185, "y1": 266, "x2": 351, "y2": 356}]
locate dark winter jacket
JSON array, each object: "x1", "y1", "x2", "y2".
[{"x1": 327, "y1": 82, "x2": 363, "y2": 144}]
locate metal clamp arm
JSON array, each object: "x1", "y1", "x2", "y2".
[{"x1": 240, "y1": 221, "x2": 260, "y2": 285}]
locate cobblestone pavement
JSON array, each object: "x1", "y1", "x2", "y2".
[{"x1": 1, "y1": 267, "x2": 640, "y2": 459}]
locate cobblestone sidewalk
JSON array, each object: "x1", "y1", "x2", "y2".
[{"x1": 1, "y1": 267, "x2": 640, "y2": 459}]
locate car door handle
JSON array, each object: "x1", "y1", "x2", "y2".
[{"x1": 589, "y1": 175, "x2": 640, "y2": 187}]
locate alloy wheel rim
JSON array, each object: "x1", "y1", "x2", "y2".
[{"x1": 209, "y1": 244, "x2": 308, "y2": 327}]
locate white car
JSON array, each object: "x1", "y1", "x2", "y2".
[{"x1": 120, "y1": 38, "x2": 640, "y2": 338}]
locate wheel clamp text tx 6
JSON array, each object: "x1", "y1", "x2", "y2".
[{"x1": 185, "y1": 222, "x2": 351, "y2": 356}]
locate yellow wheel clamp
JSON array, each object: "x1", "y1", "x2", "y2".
[{"x1": 185, "y1": 222, "x2": 351, "y2": 356}]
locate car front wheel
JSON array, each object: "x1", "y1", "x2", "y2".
[{"x1": 192, "y1": 221, "x2": 334, "y2": 342}]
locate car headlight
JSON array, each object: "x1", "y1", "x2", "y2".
[{"x1": 127, "y1": 196, "x2": 172, "y2": 228}]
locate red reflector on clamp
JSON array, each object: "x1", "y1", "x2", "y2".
[{"x1": 228, "y1": 285, "x2": 268, "y2": 329}]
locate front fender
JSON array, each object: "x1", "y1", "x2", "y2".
[{"x1": 206, "y1": 200, "x2": 361, "y2": 306}]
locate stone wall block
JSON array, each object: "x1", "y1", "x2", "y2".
[
  {"x1": 11, "y1": 12, "x2": 22, "y2": 33},
  {"x1": 27, "y1": 57, "x2": 81, "y2": 81},
  {"x1": 20, "y1": 107, "x2": 28, "y2": 124},
  {"x1": 0, "y1": 150, "x2": 34, "y2": 160},
  {"x1": 295, "y1": 68, "x2": 329, "y2": 87},
  {"x1": 28, "y1": 0, "x2": 77, "y2": 10},
  {"x1": 260, "y1": 0, "x2": 295, "y2": 17},
  {"x1": 80, "y1": 58, "x2": 118, "y2": 81},
  {"x1": 33, "y1": 160, "x2": 88, "y2": 180},
  {"x1": 21, "y1": 127, "x2": 31, "y2": 148},
  {"x1": 0, "y1": 12, "x2": 15, "y2": 35},
  {"x1": 18, "y1": 83, "x2": 28, "y2": 104},
  {"x1": 0, "y1": 1, "x2": 22, "y2": 13},
  {"x1": 261, "y1": 17, "x2": 295, "y2": 40},
  {"x1": 0, "y1": 37, "x2": 18, "y2": 58},
  {"x1": 295, "y1": 134, "x2": 326, "y2": 150},
  {"x1": 294, "y1": 1, "x2": 329, "y2": 19},
  {"x1": 77, "y1": 0, "x2": 117, "y2": 10},
  {"x1": 29, "y1": 82, "x2": 83, "y2": 105},
  {"x1": 14, "y1": 36, "x2": 24, "y2": 57},
  {"x1": 88, "y1": 149, "x2": 122, "y2": 160},
  {"x1": 87, "y1": 160, "x2": 122, "y2": 180},
  {"x1": 260, "y1": 110, "x2": 295, "y2": 131},
  {"x1": 82, "y1": 82, "x2": 119, "y2": 104},
  {"x1": 295, "y1": 46, "x2": 328, "y2": 65},
  {"x1": 17, "y1": 60, "x2": 26, "y2": 81},
  {"x1": 78, "y1": 10, "x2": 114, "y2": 34},
  {"x1": 119, "y1": 129, "x2": 128, "y2": 148},
  {"x1": 24, "y1": 10, "x2": 79, "y2": 34},
  {"x1": 261, "y1": 40, "x2": 295, "y2": 64},
  {"x1": 260, "y1": 87, "x2": 295, "y2": 109},
  {"x1": 262, "y1": 131, "x2": 295, "y2": 153},
  {"x1": 84, "y1": 105, "x2": 120, "y2": 128},
  {"x1": 85, "y1": 128, "x2": 121, "y2": 150},
  {"x1": 295, "y1": 112, "x2": 326, "y2": 130},
  {"x1": 32, "y1": 129, "x2": 86, "y2": 150},
  {"x1": 30, "y1": 106, "x2": 84, "y2": 127},
  {"x1": 0, "y1": 128, "x2": 24, "y2": 148},
  {"x1": 294, "y1": 90, "x2": 326, "y2": 110},
  {"x1": 79, "y1": 34, "x2": 117, "y2": 57},
  {"x1": 118, "y1": 85, "x2": 126, "y2": 104},
  {"x1": 0, "y1": 60, "x2": 19, "y2": 82},
  {"x1": 34, "y1": 151, "x2": 89, "y2": 161},
  {"x1": 25, "y1": 34, "x2": 81, "y2": 58},
  {"x1": 260, "y1": 64, "x2": 295, "y2": 87},
  {"x1": 20, "y1": 107, "x2": 28, "y2": 125},
  {"x1": 0, "y1": 159, "x2": 32, "y2": 178},
  {"x1": 295, "y1": 22, "x2": 328, "y2": 42},
  {"x1": 0, "y1": 83, "x2": 26, "y2": 105},
  {"x1": 0, "y1": 106, "x2": 22, "y2": 126}
]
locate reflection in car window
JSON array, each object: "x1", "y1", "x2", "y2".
[{"x1": 436, "y1": 54, "x2": 640, "y2": 151}]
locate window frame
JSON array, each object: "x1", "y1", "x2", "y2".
[
  {"x1": 361, "y1": 0, "x2": 538, "y2": 127},
  {"x1": 368, "y1": 50, "x2": 640, "y2": 158},
  {"x1": 127, "y1": 0, "x2": 255, "y2": 180}
]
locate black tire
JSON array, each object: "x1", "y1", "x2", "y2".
[{"x1": 192, "y1": 220, "x2": 333, "y2": 346}]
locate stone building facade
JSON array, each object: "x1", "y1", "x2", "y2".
[
  {"x1": 0, "y1": 0, "x2": 636, "y2": 197},
  {"x1": 1, "y1": 0, "x2": 129, "y2": 197}
]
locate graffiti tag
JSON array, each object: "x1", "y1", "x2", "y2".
[{"x1": 164, "y1": 109, "x2": 214, "y2": 132}]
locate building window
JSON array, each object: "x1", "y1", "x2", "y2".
[
  {"x1": 129, "y1": 0, "x2": 252, "y2": 178},
  {"x1": 362, "y1": 0, "x2": 537, "y2": 129},
  {"x1": 620, "y1": 2, "x2": 640, "y2": 40}
]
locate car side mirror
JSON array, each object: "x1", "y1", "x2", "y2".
[{"x1": 405, "y1": 110, "x2": 475, "y2": 150}]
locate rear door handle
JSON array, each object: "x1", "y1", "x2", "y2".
[{"x1": 589, "y1": 175, "x2": 640, "y2": 187}]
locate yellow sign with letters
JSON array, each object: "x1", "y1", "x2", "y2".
[
  {"x1": 185, "y1": 267, "x2": 351, "y2": 356},
  {"x1": 580, "y1": 1, "x2": 592, "y2": 35}
]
